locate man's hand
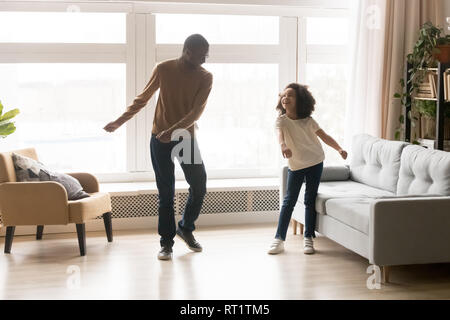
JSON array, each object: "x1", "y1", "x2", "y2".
[
  {"x1": 156, "y1": 130, "x2": 173, "y2": 143},
  {"x1": 281, "y1": 143, "x2": 292, "y2": 159},
  {"x1": 339, "y1": 149, "x2": 348, "y2": 160},
  {"x1": 103, "y1": 121, "x2": 121, "y2": 133}
]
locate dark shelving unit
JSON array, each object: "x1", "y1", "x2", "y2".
[{"x1": 404, "y1": 61, "x2": 450, "y2": 151}]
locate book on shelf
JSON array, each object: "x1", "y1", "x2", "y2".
[
  {"x1": 428, "y1": 73, "x2": 437, "y2": 98},
  {"x1": 415, "y1": 71, "x2": 436, "y2": 99},
  {"x1": 446, "y1": 72, "x2": 450, "y2": 101}
]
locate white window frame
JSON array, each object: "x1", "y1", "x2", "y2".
[{"x1": 0, "y1": 1, "x2": 350, "y2": 182}]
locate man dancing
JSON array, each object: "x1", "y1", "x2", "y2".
[{"x1": 104, "y1": 34, "x2": 213, "y2": 260}]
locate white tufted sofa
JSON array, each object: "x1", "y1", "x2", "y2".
[{"x1": 282, "y1": 134, "x2": 450, "y2": 282}]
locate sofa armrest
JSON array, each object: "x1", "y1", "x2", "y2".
[
  {"x1": 369, "y1": 196, "x2": 450, "y2": 266},
  {"x1": 66, "y1": 172, "x2": 99, "y2": 193},
  {"x1": 321, "y1": 165, "x2": 350, "y2": 182},
  {"x1": 0, "y1": 181, "x2": 69, "y2": 226}
]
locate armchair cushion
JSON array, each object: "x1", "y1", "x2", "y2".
[
  {"x1": 68, "y1": 192, "x2": 112, "y2": 224},
  {"x1": 12, "y1": 152, "x2": 90, "y2": 200}
]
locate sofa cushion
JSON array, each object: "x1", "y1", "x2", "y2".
[
  {"x1": 350, "y1": 134, "x2": 408, "y2": 193},
  {"x1": 397, "y1": 145, "x2": 450, "y2": 196},
  {"x1": 297, "y1": 180, "x2": 394, "y2": 214},
  {"x1": 12, "y1": 152, "x2": 49, "y2": 181},
  {"x1": 325, "y1": 198, "x2": 372, "y2": 235}
]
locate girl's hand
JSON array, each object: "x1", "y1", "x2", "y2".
[
  {"x1": 281, "y1": 144, "x2": 292, "y2": 158},
  {"x1": 339, "y1": 149, "x2": 348, "y2": 160}
]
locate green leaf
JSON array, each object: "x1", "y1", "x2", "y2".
[
  {"x1": 394, "y1": 93, "x2": 401, "y2": 98},
  {"x1": 407, "y1": 110, "x2": 412, "y2": 119},
  {"x1": 0, "y1": 122, "x2": 16, "y2": 137},
  {"x1": 399, "y1": 115, "x2": 405, "y2": 124},
  {"x1": 0, "y1": 108, "x2": 20, "y2": 122},
  {"x1": 412, "y1": 140, "x2": 420, "y2": 145},
  {"x1": 0, "y1": 100, "x2": 3, "y2": 116},
  {"x1": 395, "y1": 131, "x2": 400, "y2": 141}
]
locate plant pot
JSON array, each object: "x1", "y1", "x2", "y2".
[
  {"x1": 434, "y1": 44, "x2": 450, "y2": 63},
  {"x1": 420, "y1": 116, "x2": 450, "y2": 140}
]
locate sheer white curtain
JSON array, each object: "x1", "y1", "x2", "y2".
[{"x1": 344, "y1": 0, "x2": 387, "y2": 150}]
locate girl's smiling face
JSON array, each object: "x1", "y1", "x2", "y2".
[{"x1": 280, "y1": 88, "x2": 297, "y2": 113}]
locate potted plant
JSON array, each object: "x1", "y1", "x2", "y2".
[
  {"x1": 394, "y1": 22, "x2": 448, "y2": 142},
  {"x1": 0, "y1": 100, "x2": 20, "y2": 138}
]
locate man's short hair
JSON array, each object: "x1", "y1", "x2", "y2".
[{"x1": 183, "y1": 34, "x2": 209, "y2": 52}]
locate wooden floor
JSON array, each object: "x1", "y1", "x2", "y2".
[{"x1": 1, "y1": 223, "x2": 450, "y2": 300}]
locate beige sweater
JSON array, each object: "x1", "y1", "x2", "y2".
[{"x1": 116, "y1": 58, "x2": 213, "y2": 136}]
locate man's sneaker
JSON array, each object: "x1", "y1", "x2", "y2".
[
  {"x1": 303, "y1": 237, "x2": 315, "y2": 254},
  {"x1": 267, "y1": 238, "x2": 284, "y2": 254},
  {"x1": 176, "y1": 228, "x2": 203, "y2": 252},
  {"x1": 158, "y1": 246, "x2": 173, "y2": 260}
]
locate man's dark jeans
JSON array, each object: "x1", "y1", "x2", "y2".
[
  {"x1": 275, "y1": 162, "x2": 323, "y2": 240},
  {"x1": 150, "y1": 134, "x2": 207, "y2": 248}
]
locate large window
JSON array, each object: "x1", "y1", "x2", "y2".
[
  {"x1": 0, "y1": 4, "x2": 351, "y2": 180},
  {"x1": 197, "y1": 63, "x2": 279, "y2": 171},
  {"x1": 0, "y1": 63, "x2": 126, "y2": 173},
  {"x1": 306, "y1": 17, "x2": 349, "y2": 45},
  {"x1": 303, "y1": 16, "x2": 349, "y2": 166},
  {"x1": 154, "y1": 13, "x2": 284, "y2": 177},
  {"x1": 0, "y1": 11, "x2": 127, "y2": 173},
  {"x1": 0, "y1": 12, "x2": 126, "y2": 43},
  {"x1": 306, "y1": 64, "x2": 348, "y2": 165},
  {"x1": 156, "y1": 14, "x2": 279, "y2": 44}
]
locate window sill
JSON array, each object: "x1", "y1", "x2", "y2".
[{"x1": 100, "y1": 177, "x2": 279, "y2": 196}]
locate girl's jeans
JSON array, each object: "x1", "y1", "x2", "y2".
[{"x1": 275, "y1": 162, "x2": 323, "y2": 240}]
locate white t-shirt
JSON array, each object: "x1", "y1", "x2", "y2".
[{"x1": 275, "y1": 114, "x2": 325, "y2": 171}]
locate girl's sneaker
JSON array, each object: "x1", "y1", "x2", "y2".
[
  {"x1": 267, "y1": 238, "x2": 284, "y2": 254},
  {"x1": 303, "y1": 237, "x2": 315, "y2": 254}
]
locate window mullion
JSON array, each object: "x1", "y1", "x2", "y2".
[
  {"x1": 126, "y1": 12, "x2": 137, "y2": 172},
  {"x1": 279, "y1": 17, "x2": 297, "y2": 89},
  {"x1": 145, "y1": 13, "x2": 157, "y2": 172},
  {"x1": 297, "y1": 17, "x2": 307, "y2": 83}
]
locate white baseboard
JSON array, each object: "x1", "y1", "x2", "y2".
[{"x1": 0, "y1": 211, "x2": 279, "y2": 237}]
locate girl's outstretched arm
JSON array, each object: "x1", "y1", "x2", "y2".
[{"x1": 316, "y1": 129, "x2": 348, "y2": 160}]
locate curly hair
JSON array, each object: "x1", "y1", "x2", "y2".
[{"x1": 276, "y1": 83, "x2": 316, "y2": 119}]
